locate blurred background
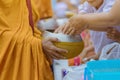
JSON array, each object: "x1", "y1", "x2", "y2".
[{"x1": 52, "y1": 0, "x2": 85, "y2": 18}]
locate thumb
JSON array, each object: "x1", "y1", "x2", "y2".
[{"x1": 47, "y1": 37, "x2": 60, "y2": 42}]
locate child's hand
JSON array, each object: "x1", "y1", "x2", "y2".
[{"x1": 107, "y1": 27, "x2": 120, "y2": 42}]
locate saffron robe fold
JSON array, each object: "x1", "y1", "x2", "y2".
[{"x1": 0, "y1": 0, "x2": 53, "y2": 80}]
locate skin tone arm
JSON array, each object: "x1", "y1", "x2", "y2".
[
  {"x1": 83, "y1": 0, "x2": 120, "y2": 30},
  {"x1": 55, "y1": 0, "x2": 120, "y2": 35},
  {"x1": 80, "y1": 0, "x2": 120, "y2": 29}
]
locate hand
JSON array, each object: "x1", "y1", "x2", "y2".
[
  {"x1": 55, "y1": 15, "x2": 88, "y2": 35},
  {"x1": 42, "y1": 37, "x2": 68, "y2": 60},
  {"x1": 107, "y1": 27, "x2": 120, "y2": 42},
  {"x1": 82, "y1": 54, "x2": 99, "y2": 63},
  {"x1": 54, "y1": 23, "x2": 76, "y2": 35}
]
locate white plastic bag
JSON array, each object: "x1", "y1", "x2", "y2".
[
  {"x1": 53, "y1": 60, "x2": 69, "y2": 80},
  {"x1": 53, "y1": 59, "x2": 86, "y2": 80},
  {"x1": 63, "y1": 64, "x2": 86, "y2": 80},
  {"x1": 99, "y1": 42, "x2": 120, "y2": 60}
]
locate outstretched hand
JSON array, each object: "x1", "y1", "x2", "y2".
[{"x1": 55, "y1": 15, "x2": 88, "y2": 35}]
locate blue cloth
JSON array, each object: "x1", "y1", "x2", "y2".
[{"x1": 52, "y1": 0, "x2": 57, "y2": 10}]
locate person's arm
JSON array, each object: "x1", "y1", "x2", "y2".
[
  {"x1": 55, "y1": 0, "x2": 120, "y2": 35},
  {"x1": 83, "y1": 0, "x2": 120, "y2": 30}
]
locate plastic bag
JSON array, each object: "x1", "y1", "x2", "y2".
[
  {"x1": 99, "y1": 42, "x2": 120, "y2": 60},
  {"x1": 63, "y1": 64, "x2": 86, "y2": 80},
  {"x1": 53, "y1": 60, "x2": 69, "y2": 80},
  {"x1": 53, "y1": 60, "x2": 86, "y2": 80}
]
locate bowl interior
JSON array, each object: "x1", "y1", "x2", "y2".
[{"x1": 43, "y1": 31, "x2": 82, "y2": 42}]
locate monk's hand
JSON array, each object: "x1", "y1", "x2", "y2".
[
  {"x1": 42, "y1": 37, "x2": 68, "y2": 60},
  {"x1": 55, "y1": 15, "x2": 88, "y2": 35}
]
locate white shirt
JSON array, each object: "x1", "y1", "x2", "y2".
[
  {"x1": 55, "y1": 2, "x2": 68, "y2": 18},
  {"x1": 70, "y1": 0, "x2": 80, "y2": 7},
  {"x1": 99, "y1": 42, "x2": 120, "y2": 60},
  {"x1": 78, "y1": 0, "x2": 120, "y2": 54}
]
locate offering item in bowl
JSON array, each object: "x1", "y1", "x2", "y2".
[{"x1": 43, "y1": 31, "x2": 84, "y2": 59}]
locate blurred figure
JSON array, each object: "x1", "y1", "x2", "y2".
[
  {"x1": 54, "y1": 0, "x2": 80, "y2": 18},
  {"x1": 54, "y1": 0, "x2": 68, "y2": 18},
  {"x1": 99, "y1": 28, "x2": 120, "y2": 60}
]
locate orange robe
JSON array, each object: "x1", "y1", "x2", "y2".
[{"x1": 0, "y1": 0, "x2": 53, "y2": 80}]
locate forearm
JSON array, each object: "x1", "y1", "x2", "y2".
[
  {"x1": 81, "y1": 13, "x2": 117, "y2": 31},
  {"x1": 80, "y1": 0, "x2": 120, "y2": 31}
]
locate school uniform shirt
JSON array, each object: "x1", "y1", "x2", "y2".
[{"x1": 78, "y1": 0, "x2": 120, "y2": 54}]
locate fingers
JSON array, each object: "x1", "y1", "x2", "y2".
[
  {"x1": 54, "y1": 23, "x2": 76, "y2": 35},
  {"x1": 49, "y1": 45, "x2": 68, "y2": 54},
  {"x1": 53, "y1": 46, "x2": 68, "y2": 54},
  {"x1": 62, "y1": 23, "x2": 70, "y2": 34},
  {"x1": 65, "y1": 27, "x2": 75, "y2": 35},
  {"x1": 69, "y1": 28, "x2": 76, "y2": 35},
  {"x1": 54, "y1": 28, "x2": 59, "y2": 33},
  {"x1": 46, "y1": 49, "x2": 65, "y2": 59},
  {"x1": 54, "y1": 24, "x2": 66, "y2": 33},
  {"x1": 44, "y1": 37, "x2": 60, "y2": 43},
  {"x1": 54, "y1": 26, "x2": 64, "y2": 33},
  {"x1": 55, "y1": 15, "x2": 86, "y2": 35},
  {"x1": 47, "y1": 37, "x2": 59, "y2": 42},
  {"x1": 42, "y1": 38, "x2": 68, "y2": 60}
]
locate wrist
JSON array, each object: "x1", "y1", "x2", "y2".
[{"x1": 79, "y1": 15, "x2": 89, "y2": 29}]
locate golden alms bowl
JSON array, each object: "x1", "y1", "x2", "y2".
[{"x1": 43, "y1": 31, "x2": 84, "y2": 59}]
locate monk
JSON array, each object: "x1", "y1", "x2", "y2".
[{"x1": 0, "y1": 0, "x2": 67, "y2": 80}]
